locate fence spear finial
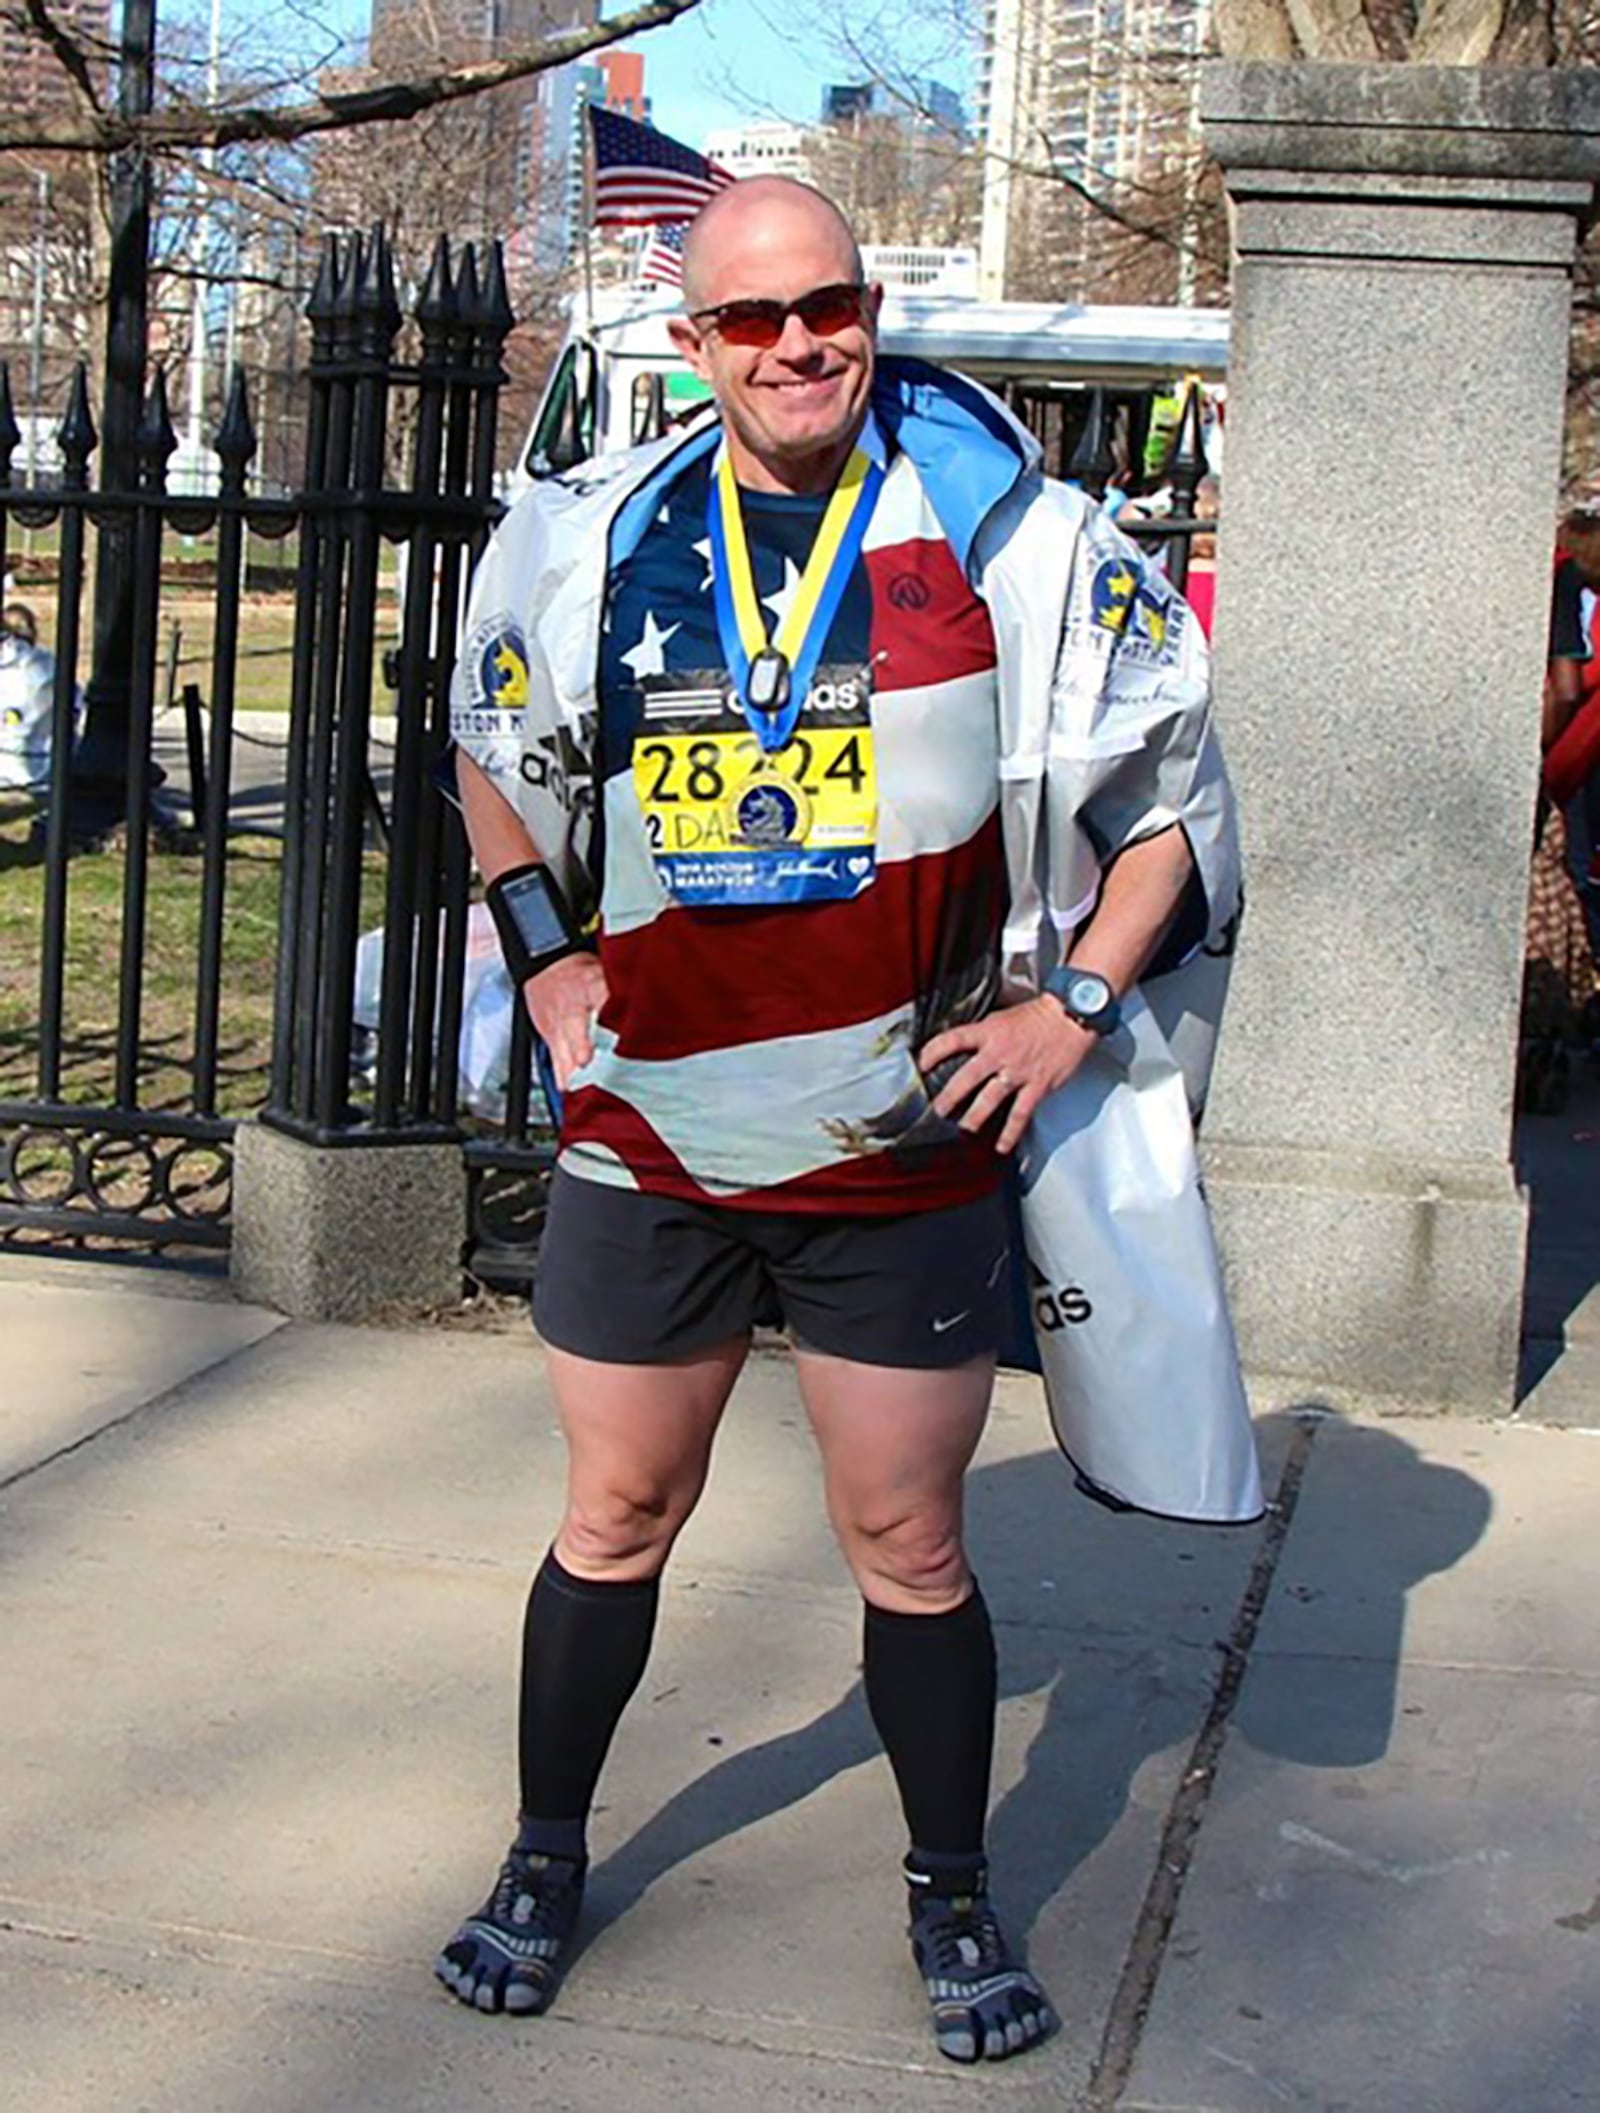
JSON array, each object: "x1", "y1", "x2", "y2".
[
  {"x1": 1068, "y1": 388, "x2": 1115, "y2": 498},
  {"x1": 138, "y1": 369, "x2": 180, "y2": 489},
  {"x1": 480, "y1": 243, "x2": 515, "y2": 349},
  {"x1": 455, "y1": 243, "x2": 483, "y2": 327},
  {"x1": 59, "y1": 363, "x2": 97, "y2": 485},
  {"x1": 1169, "y1": 378, "x2": 1209, "y2": 512},
  {"x1": 215, "y1": 368, "x2": 256, "y2": 490}
]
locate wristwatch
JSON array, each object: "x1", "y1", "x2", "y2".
[
  {"x1": 485, "y1": 862, "x2": 591, "y2": 986},
  {"x1": 1043, "y1": 964, "x2": 1122, "y2": 1036}
]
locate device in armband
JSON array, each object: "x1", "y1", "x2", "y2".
[{"x1": 484, "y1": 863, "x2": 592, "y2": 987}]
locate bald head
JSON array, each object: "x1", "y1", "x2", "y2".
[
  {"x1": 681, "y1": 177, "x2": 863, "y2": 312},
  {"x1": 666, "y1": 175, "x2": 879, "y2": 495}
]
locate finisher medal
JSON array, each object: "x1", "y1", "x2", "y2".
[{"x1": 729, "y1": 764, "x2": 812, "y2": 849}]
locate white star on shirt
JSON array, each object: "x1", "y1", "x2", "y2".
[
  {"x1": 621, "y1": 608, "x2": 681, "y2": 678},
  {"x1": 691, "y1": 534, "x2": 713, "y2": 589},
  {"x1": 762, "y1": 556, "x2": 804, "y2": 633}
]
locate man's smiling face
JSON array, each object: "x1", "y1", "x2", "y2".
[{"x1": 668, "y1": 181, "x2": 882, "y2": 496}]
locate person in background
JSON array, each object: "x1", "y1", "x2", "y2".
[
  {"x1": 1543, "y1": 511, "x2": 1600, "y2": 977},
  {"x1": 0, "y1": 602, "x2": 69, "y2": 795}
]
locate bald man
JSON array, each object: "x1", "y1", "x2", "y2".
[{"x1": 436, "y1": 176, "x2": 1235, "y2": 2066}]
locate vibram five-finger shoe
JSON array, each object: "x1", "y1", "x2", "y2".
[
  {"x1": 434, "y1": 1848, "x2": 585, "y2": 2017},
  {"x1": 907, "y1": 1859, "x2": 1058, "y2": 2064}
]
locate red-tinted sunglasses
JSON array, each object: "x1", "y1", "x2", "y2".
[{"x1": 686, "y1": 281, "x2": 869, "y2": 349}]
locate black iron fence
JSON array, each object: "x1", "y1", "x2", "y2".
[
  {"x1": 0, "y1": 226, "x2": 533, "y2": 1265},
  {"x1": 0, "y1": 354, "x2": 295, "y2": 1251},
  {"x1": 2, "y1": 241, "x2": 1214, "y2": 1286}
]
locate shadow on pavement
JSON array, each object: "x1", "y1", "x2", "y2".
[{"x1": 587, "y1": 1410, "x2": 1492, "y2": 1958}]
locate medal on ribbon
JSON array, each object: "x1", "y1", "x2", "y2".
[{"x1": 707, "y1": 447, "x2": 885, "y2": 753}]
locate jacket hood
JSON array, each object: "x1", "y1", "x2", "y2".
[{"x1": 871, "y1": 356, "x2": 1040, "y2": 578}]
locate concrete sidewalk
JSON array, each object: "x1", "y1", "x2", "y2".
[{"x1": 2, "y1": 1173, "x2": 1598, "y2": 2109}]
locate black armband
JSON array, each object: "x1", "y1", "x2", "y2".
[{"x1": 484, "y1": 862, "x2": 592, "y2": 986}]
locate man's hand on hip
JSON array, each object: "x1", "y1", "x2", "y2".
[
  {"x1": 920, "y1": 998, "x2": 1099, "y2": 1157},
  {"x1": 525, "y1": 953, "x2": 609, "y2": 1090}
]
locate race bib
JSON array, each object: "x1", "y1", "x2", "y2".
[{"x1": 632, "y1": 664, "x2": 877, "y2": 906}]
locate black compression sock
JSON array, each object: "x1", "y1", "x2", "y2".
[
  {"x1": 518, "y1": 1548, "x2": 660, "y2": 1847},
  {"x1": 862, "y1": 1587, "x2": 997, "y2": 1859}
]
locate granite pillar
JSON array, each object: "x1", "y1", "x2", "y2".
[{"x1": 1198, "y1": 63, "x2": 1600, "y2": 1411}]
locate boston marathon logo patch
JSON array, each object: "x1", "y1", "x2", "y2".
[
  {"x1": 452, "y1": 614, "x2": 534, "y2": 751},
  {"x1": 1081, "y1": 554, "x2": 1184, "y2": 667},
  {"x1": 1091, "y1": 556, "x2": 1140, "y2": 637},
  {"x1": 479, "y1": 625, "x2": 530, "y2": 712}
]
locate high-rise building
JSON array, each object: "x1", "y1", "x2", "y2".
[
  {"x1": 532, "y1": 46, "x2": 654, "y2": 273},
  {"x1": 0, "y1": 0, "x2": 110, "y2": 142},
  {"x1": 822, "y1": 79, "x2": 967, "y2": 139},
  {"x1": 319, "y1": 1, "x2": 599, "y2": 260},
  {"x1": 370, "y1": 0, "x2": 567, "y2": 65},
  {"x1": 823, "y1": 84, "x2": 875, "y2": 127},
  {"x1": 977, "y1": 0, "x2": 1207, "y2": 301}
]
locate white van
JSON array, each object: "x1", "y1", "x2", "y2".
[{"x1": 514, "y1": 284, "x2": 1229, "y2": 491}]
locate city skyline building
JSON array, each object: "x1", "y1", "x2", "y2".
[
  {"x1": 822, "y1": 78, "x2": 967, "y2": 138},
  {"x1": 977, "y1": 0, "x2": 1208, "y2": 301},
  {"x1": 537, "y1": 48, "x2": 656, "y2": 272}
]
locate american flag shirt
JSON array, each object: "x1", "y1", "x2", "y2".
[{"x1": 562, "y1": 422, "x2": 1010, "y2": 1212}]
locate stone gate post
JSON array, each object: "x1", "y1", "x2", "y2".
[{"x1": 1198, "y1": 63, "x2": 1600, "y2": 1411}]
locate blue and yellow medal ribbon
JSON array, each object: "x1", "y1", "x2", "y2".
[{"x1": 708, "y1": 445, "x2": 885, "y2": 752}]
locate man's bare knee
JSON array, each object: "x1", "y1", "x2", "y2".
[
  {"x1": 837, "y1": 1505, "x2": 970, "y2": 1609},
  {"x1": 558, "y1": 1482, "x2": 695, "y2": 1579}
]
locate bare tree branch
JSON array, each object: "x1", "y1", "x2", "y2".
[{"x1": 0, "y1": 0, "x2": 700, "y2": 152}]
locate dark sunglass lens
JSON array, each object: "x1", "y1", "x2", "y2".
[
  {"x1": 795, "y1": 286, "x2": 862, "y2": 334},
  {"x1": 713, "y1": 301, "x2": 786, "y2": 347}
]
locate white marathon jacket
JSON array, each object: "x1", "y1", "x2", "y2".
[
  {"x1": 452, "y1": 357, "x2": 1241, "y2": 996},
  {"x1": 451, "y1": 359, "x2": 1254, "y2": 1522}
]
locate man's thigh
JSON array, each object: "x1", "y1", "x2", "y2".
[{"x1": 794, "y1": 1350, "x2": 996, "y2": 1608}]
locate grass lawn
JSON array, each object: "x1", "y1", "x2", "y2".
[
  {"x1": 8, "y1": 525, "x2": 401, "y2": 718},
  {"x1": 0, "y1": 797, "x2": 287, "y2": 1120},
  {"x1": 2, "y1": 795, "x2": 395, "y2": 1238},
  {"x1": 164, "y1": 586, "x2": 401, "y2": 719}
]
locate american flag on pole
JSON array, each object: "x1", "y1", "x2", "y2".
[
  {"x1": 638, "y1": 221, "x2": 689, "y2": 287},
  {"x1": 588, "y1": 105, "x2": 734, "y2": 227}
]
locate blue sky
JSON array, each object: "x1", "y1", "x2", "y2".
[
  {"x1": 617, "y1": 0, "x2": 976, "y2": 149},
  {"x1": 619, "y1": 0, "x2": 844, "y2": 144},
  {"x1": 208, "y1": 0, "x2": 969, "y2": 156}
]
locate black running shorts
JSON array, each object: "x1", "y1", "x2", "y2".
[{"x1": 533, "y1": 1170, "x2": 1012, "y2": 1370}]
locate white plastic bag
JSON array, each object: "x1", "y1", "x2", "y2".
[
  {"x1": 1015, "y1": 988, "x2": 1262, "y2": 1523},
  {"x1": 352, "y1": 903, "x2": 530, "y2": 1121}
]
